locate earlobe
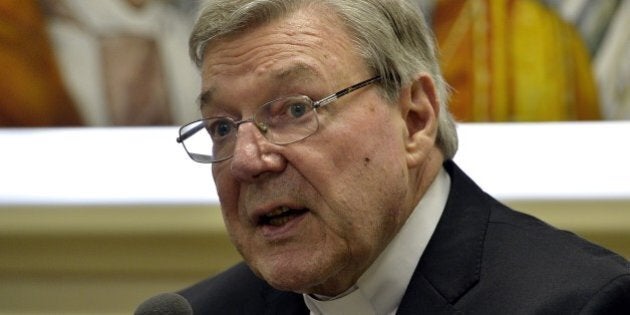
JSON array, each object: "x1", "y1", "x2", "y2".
[{"x1": 403, "y1": 74, "x2": 440, "y2": 167}]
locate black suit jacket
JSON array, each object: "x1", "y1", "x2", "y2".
[{"x1": 179, "y1": 161, "x2": 630, "y2": 314}]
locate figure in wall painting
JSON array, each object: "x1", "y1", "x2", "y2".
[
  {"x1": 41, "y1": 0, "x2": 198, "y2": 126},
  {"x1": 0, "y1": 0, "x2": 82, "y2": 126},
  {"x1": 432, "y1": 0, "x2": 601, "y2": 122}
]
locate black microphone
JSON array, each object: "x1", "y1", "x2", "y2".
[{"x1": 135, "y1": 292, "x2": 193, "y2": 315}]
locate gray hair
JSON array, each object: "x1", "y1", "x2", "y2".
[{"x1": 189, "y1": 0, "x2": 458, "y2": 159}]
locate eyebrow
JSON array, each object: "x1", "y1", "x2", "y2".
[
  {"x1": 197, "y1": 63, "x2": 321, "y2": 111},
  {"x1": 197, "y1": 88, "x2": 215, "y2": 110},
  {"x1": 273, "y1": 63, "x2": 320, "y2": 84}
]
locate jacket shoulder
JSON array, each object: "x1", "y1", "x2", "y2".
[
  {"x1": 178, "y1": 262, "x2": 307, "y2": 314},
  {"x1": 478, "y1": 202, "x2": 630, "y2": 313},
  {"x1": 579, "y1": 273, "x2": 630, "y2": 314},
  {"x1": 440, "y1": 161, "x2": 630, "y2": 313},
  {"x1": 178, "y1": 263, "x2": 268, "y2": 313}
]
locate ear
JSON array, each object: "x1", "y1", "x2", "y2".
[{"x1": 400, "y1": 73, "x2": 440, "y2": 168}]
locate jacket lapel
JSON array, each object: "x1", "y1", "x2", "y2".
[
  {"x1": 398, "y1": 161, "x2": 490, "y2": 314},
  {"x1": 263, "y1": 287, "x2": 309, "y2": 315}
]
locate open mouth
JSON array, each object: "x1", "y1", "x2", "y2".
[{"x1": 259, "y1": 206, "x2": 309, "y2": 227}]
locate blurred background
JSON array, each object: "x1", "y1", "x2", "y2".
[{"x1": 0, "y1": 0, "x2": 629, "y2": 314}]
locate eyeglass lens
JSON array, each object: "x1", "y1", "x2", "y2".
[{"x1": 180, "y1": 95, "x2": 319, "y2": 163}]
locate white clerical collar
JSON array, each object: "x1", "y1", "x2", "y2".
[{"x1": 304, "y1": 167, "x2": 450, "y2": 315}]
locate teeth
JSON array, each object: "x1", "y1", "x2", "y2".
[
  {"x1": 268, "y1": 216, "x2": 291, "y2": 226},
  {"x1": 265, "y1": 206, "x2": 291, "y2": 218}
]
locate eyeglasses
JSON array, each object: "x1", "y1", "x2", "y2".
[{"x1": 176, "y1": 76, "x2": 381, "y2": 163}]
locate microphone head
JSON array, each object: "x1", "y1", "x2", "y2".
[{"x1": 135, "y1": 292, "x2": 193, "y2": 315}]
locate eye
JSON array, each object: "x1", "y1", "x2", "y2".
[
  {"x1": 258, "y1": 96, "x2": 313, "y2": 126},
  {"x1": 288, "y1": 102, "x2": 308, "y2": 118},
  {"x1": 207, "y1": 118, "x2": 234, "y2": 140}
]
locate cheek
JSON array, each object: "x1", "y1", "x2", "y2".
[
  {"x1": 214, "y1": 176, "x2": 253, "y2": 259},
  {"x1": 213, "y1": 167, "x2": 242, "y2": 223},
  {"x1": 311, "y1": 102, "x2": 406, "y2": 188},
  {"x1": 312, "y1": 123, "x2": 407, "y2": 233}
]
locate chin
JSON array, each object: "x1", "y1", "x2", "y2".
[
  {"x1": 264, "y1": 273, "x2": 316, "y2": 293},
  {"x1": 251, "y1": 251, "x2": 346, "y2": 294},
  {"x1": 256, "y1": 259, "x2": 325, "y2": 293}
]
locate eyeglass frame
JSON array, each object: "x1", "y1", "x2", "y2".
[{"x1": 176, "y1": 75, "x2": 382, "y2": 163}]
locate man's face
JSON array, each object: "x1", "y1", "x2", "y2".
[{"x1": 201, "y1": 7, "x2": 415, "y2": 295}]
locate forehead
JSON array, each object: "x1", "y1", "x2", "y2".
[
  {"x1": 198, "y1": 63, "x2": 319, "y2": 106},
  {"x1": 198, "y1": 6, "x2": 369, "y2": 107}
]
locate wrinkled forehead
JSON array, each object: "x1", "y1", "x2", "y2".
[{"x1": 198, "y1": 62, "x2": 322, "y2": 110}]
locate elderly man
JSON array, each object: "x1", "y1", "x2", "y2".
[{"x1": 139, "y1": 0, "x2": 630, "y2": 314}]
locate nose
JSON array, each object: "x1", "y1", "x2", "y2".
[{"x1": 229, "y1": 122, "x2": 286, "y2": 181}]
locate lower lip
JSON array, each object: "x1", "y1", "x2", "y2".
[{"x1": 258, "y1": 211, "x2": 308, "y2": 240}]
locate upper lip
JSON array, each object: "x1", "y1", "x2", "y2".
[{"x1": 249, "y1": 202, "x2": 308, "y2": 225}]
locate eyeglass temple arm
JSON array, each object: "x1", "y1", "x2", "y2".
[
  {"x1": 176, "y1": 121, "x2": 206, "y2": 143},
  {"x1": 313, "y1": 76, "x2": 381, "y2": 108}
]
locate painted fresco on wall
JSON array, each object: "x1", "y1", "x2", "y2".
[
  {"x1": 0, "y1": 0, "x2": 627, "y2": 126},
  {"x1": 0, "y1": 0, "x2": 199, "y2": 127},
  {"x1": 0, "y1": 1, "x2": 82, "y2": 126},
  {"x1": 423, "y1": 0, "x2": 628, "y2": 121}
]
